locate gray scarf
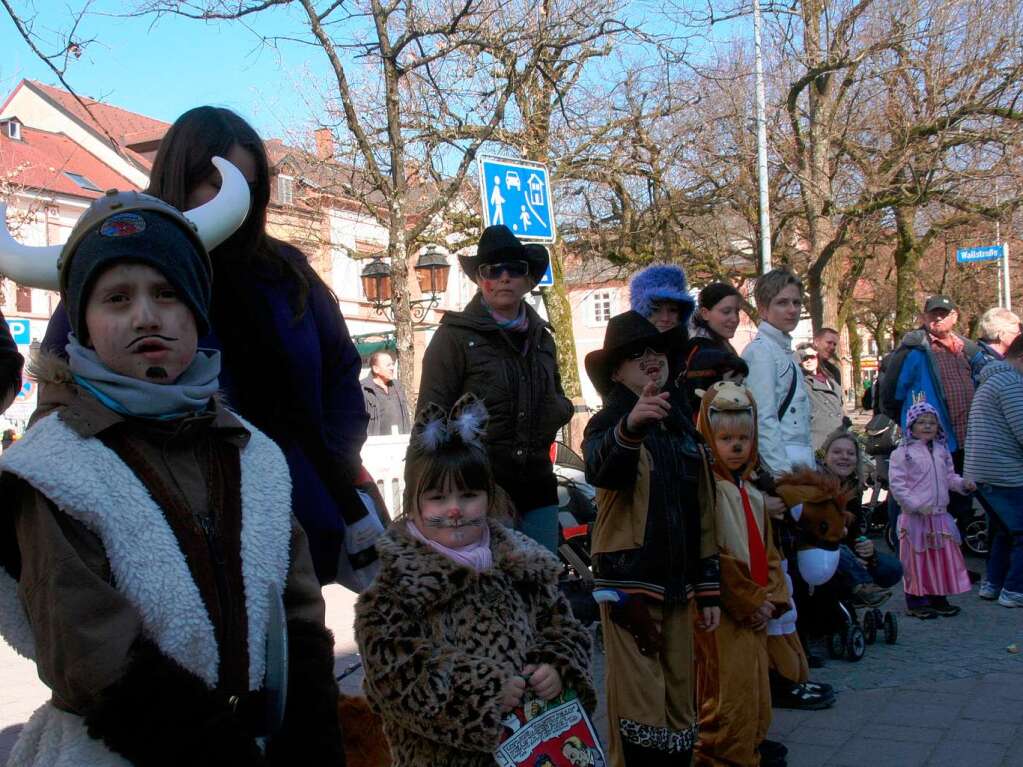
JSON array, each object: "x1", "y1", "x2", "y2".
[{"x1": 67, "y1": 335, "x2": 221, "y2": 419}]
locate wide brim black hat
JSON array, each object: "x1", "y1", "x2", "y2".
[
  {"x1": 585, "y1": 310, "x2": 685, "y2": 396},
  {"x1": 459, "y1": 225, "x2": 549, "y2": 284}
]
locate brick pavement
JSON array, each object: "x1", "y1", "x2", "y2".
[{"x1": 3, "y1": 570, "x2": 1021, "y2": 765}]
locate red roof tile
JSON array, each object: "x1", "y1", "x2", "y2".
[
  {"x1": 0, "y1": 124, "x2": 140, "y2": 199},
  {"x1": 25, "y1": 81, "x2": 170, "y2": 148}
]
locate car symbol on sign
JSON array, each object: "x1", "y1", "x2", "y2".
[{"x1": 505, "y1": 171, "x2": 521, "y2": 190}]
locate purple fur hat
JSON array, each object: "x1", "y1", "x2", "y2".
[
  {"x1": 629, "y1": 264, "x2": 696, "y2": 326},
  {"x1": 904, "y1": 400, "x2": 945, "y2": 444}
]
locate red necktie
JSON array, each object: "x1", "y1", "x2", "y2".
[{"x1": 739, "y1": 483, "x2": 769, "y2": 587}]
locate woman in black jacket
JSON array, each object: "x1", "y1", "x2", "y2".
[
  {"x1": 417, "y1": 225, "x2": 573, "y2": 553},
  {"x1": 681, "y1": 282, "x2": 748, "y2": 416}
]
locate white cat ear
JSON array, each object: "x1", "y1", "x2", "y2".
[{"x1": 448, "y1": 394, "x2": 489, "y2": 448}]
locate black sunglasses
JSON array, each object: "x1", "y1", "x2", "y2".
[
  {"x1": 478, "y1": 260, "x2": 529, "y2": 279},
  {"x1": 625, "y1": 346, "x2": 664, "y2": 361}
]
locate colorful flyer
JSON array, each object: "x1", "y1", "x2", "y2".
[{"x1": 495, "y1": 689, "x2": 606, "y2": 767}]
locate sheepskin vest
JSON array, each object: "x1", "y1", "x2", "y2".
[{"x1": 0, "y1": 410, "x2": 292, "y2": 767}]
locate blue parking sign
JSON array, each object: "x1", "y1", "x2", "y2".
[
  {"x1": 5, "y1": 318, "x2": 30, "y2": 345},
  {"x1": 477, "y1": 156, "x2": 556, "y2": 243}
]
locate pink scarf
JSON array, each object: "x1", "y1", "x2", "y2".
[{"x1": 406, "y1": 520, "x2": 493, "y2": 573}]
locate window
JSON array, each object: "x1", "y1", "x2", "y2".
[
  {"x1": 63, "y1": 172, "x2": 102, "y2": 192},
  {"x1": 277, "y1": 174, "x2": 294, "y2": 205},
  {"x1": 592, "y1": 290, "x2": 613, "y2": 324},
  {"x1": 5, "y1": 120, "x2": 21, "y2": 140},
  {"x1": 16, "y1": 286, "x2": 31, "y2": 313}
]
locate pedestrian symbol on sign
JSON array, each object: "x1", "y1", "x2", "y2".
[{"x1": 477, "y1": 156, "x2": 556, "y2": 243}]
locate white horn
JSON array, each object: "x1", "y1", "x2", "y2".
[
  {"x1": 0, "y1": 203, "x2": 61, "y2": 290},
  {"x1": 183, "y1": 156, "x2": 251, "y2": 251}
]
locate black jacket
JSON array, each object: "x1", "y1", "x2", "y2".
[
  {"x1": 0, "y1": 309, "x2": 24, "y2": 414},
  {"x1": 417, "y1": 293, "x2": 574, "y2": 511},
  {"x1": 583, "y1": 383, "x2": 719, "y2": 607}
]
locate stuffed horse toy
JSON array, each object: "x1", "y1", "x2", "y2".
[
  {"x1": 338, "y1": 692, "x2": 392, "y2": 767},
  {"x1": 774, "y1": 468, "x2": 854, "y2": 586}
]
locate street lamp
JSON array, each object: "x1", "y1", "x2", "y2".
[{"x1": 360, "y1": 245, "x2": 450, "y2": 323}]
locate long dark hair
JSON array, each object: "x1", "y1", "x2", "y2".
[
  {"x1": 146, "y1": 106, "x2": 313, "y2": 315},
  {"x1": 692, "y1": 282, "x2": 742, "y2": 340}
]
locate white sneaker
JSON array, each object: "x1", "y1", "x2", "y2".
[
  {"x1": 997, "y1": 588, "x2": 1023, "y2": 608},
  {"x1": 978, "y1": 580, "x2": 999, "y2": 600}
]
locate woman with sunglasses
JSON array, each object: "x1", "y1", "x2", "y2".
[{"x1": 417, "y1": 225, "x2": 574, "y2": 553}]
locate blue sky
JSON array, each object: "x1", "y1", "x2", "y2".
[
  {"x1": 0, "y1": 1, "x2": 748, "y2": 145},
  {"x1": 0, "y1": 1, "x2": 329, "y2": 139}
]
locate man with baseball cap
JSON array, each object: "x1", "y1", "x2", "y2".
[{"x1": 879, "y1": 294, "x2": 986, "y2": 530}]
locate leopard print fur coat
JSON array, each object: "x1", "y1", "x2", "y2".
[{"x1": 354, "y1": 520, "x2": 596, "y2": 767}]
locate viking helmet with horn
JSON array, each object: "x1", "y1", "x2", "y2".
[{"x1": 0, "y1": 156, "x2": 251, "y2": 291}]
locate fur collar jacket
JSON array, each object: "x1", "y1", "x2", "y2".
[
  {"x1": 354, "y1": 520, "x2": 595, "y2": 767},
  {"x1": 0, "y1": 359, "x2": 341, "y2": 766}
]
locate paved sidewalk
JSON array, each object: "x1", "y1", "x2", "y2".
[
  {"x1": 767, "y1": 570, "x2": 1023, "y2": 767},
  {"x1": 3, "y1": 572, "x2": 1020, "y2": 765}
]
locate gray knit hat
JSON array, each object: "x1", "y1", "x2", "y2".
[{"x1": 61, "y1": 201, "x2": 212, "y2": 343}]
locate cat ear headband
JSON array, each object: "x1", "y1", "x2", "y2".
[{"x1": 412, "y1": 393, "x2": 489, "y2": 452}]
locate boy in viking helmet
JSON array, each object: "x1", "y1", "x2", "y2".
[
  {"x1": 0, "y1": 187, "x2": 342, "y2": 765},
  {"x1": 694, "y1": 381, "x2": 790, "y2": 767}
]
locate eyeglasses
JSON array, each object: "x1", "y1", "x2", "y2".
[{"x1": 478, "y1": 261, "x2": 529, "y2": 280}]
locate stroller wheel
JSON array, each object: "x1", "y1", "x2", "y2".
[
  {"x1": 845, "y1": 626, "x2": 866, "y2": 662},
  {"x1": 884, "y1": 611, "x2": 898, "y2": 644},
  {"x1": 862, "y1": 609, "x2": 878, "y2": 644},
  {"x1": 885, "y1": 523, "x2": 898, "y2": 552},
  {"x1": 828, "y1": 632, "x2": 845, "y2": 659}
]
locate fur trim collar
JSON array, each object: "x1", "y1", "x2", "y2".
[
  {"x1": 0, "y1": 411, "x2": 291, "y2": 690},
  {"x1": 372, "y1": 521, "x2": 560, "y2": 607}
]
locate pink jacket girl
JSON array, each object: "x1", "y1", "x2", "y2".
[{"x1": 889, "y1": 401, "x2": 974, "y2": 618}]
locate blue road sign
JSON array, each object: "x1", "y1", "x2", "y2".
[
  {"x1": 4, "y1": 317, "x2": 30, "y2": 345},
  {"x1": 537, "y1": 262, "x2": 554, "y2": 288},
  {"x1": 956, "y1": 244, "x2": 1005, "y2": 263},
  {"x1": 477, "y1": 156, "x2": 556, "y2": 243}
]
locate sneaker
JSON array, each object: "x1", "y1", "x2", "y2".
[
  {"x1": 907, "y1": 607, "x2": 939, "y2": 619},
  {"x1": 803, "y1": 680, "x2": 834, "y2": 697},
  {"x1": 772, "y1": 682, "x2": 835, "y2": 710},
  {"x1": 851, "y1": 583, "x2": 892, "y2": 607},
  {"x1": 929, "y1": 602, "x2": 961, "y2": 617},
  {"x1": 998, "y1": 588, "x2": 1023, "y2": 608},
  {"x1": 978, "y1": 581, "x2": 999, "y2": 600},
  {"x1": 759, "y1": 739, "x2": 789, "y2": 766}
]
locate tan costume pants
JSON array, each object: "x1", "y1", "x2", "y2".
[
  {"x1": 601, "y1": 600, "x2": 697, "y2": 767},
  {"x1": 766, "y1": 633, "x2": 808, "y2": 684},
  {"x1": 694, "y1": 614, "x2": 771, "y2": 766}
]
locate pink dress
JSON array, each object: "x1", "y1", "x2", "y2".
[{"x1": 889, "y1": 439, "x2": 971, "y2": 597}]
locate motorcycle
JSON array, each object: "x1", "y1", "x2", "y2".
[{"x1": 551, "y1": 441, "x2": 599, "y2": 625}]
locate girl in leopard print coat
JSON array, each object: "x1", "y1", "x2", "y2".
[{"x1": 354, "y1": 398, "x2": 595, "y2": 767}]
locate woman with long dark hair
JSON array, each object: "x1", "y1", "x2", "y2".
[
  {"x1": 42, "y1": 106, "x2": 372, "y2": 586},
  {"x1": 681, "y1": 282, "x2": 748, "y2": 415}
]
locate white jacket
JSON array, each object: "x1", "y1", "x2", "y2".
[{"x1": 742, "y1": 322, "x2": 814, "y2": 476}]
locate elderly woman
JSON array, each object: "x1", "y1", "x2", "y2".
[
  {"x1": 417, "y1": 226, "x2": 573, "y2": 552},
  {"x1": 818, "y1": 430, "x2": 903, "y2": 605},
  {"x1": 354, "y1": 398, "x2": 594, "y2": 767},
  {"x1": 975, "y1": 307, "x2": 1021, "y2": 376}
]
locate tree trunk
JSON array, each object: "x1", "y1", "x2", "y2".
[
  {"x1": 845, "y1": 313, "x2": 862, "y2": 407},
  {"x1": 892, "y1": 205, "x2": 922, "y2": 341},
  {"x1": 541, "y1": 242, "x2": 581, "y2": 397}
]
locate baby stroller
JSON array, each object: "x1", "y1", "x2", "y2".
[{"x1": 791, "y1": 551, "x2": 898, "y2": 663}]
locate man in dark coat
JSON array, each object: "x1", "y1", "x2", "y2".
[{"x1": 361, "y1": 350, "x2": 410, "y2": 436}]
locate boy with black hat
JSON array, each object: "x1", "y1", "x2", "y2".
[
  {"x1": 0, "y1": 191, "x2": 342, "y2": 766},
  {"x1": 583, "y1": 310, "x2": 720, "y2": 767}
]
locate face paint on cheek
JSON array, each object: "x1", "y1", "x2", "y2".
[{"x1": 482, "y1": 279, "x2": 494, "y2": 292}]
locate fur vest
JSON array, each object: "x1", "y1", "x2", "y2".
[
  {"x1": 0, "y1": 410, "x2": 292, "y2": 767},
  {"x1": 354, "y1": 521, "x2": 595, "y2": 767}
]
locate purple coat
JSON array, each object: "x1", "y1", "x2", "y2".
[{"x1": 889, "y1": 438, "x2": 967, "y2": 514}]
